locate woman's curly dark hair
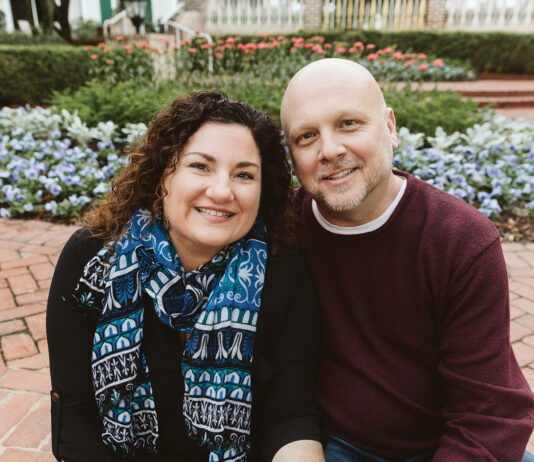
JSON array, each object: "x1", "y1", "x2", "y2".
[{"x1": 83, "y1": 90, "x2": 298, "y2": 256}]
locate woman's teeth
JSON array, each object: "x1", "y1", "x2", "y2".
[{"x1": 197, "y1": 208, "x2": 232, "y2": 217}]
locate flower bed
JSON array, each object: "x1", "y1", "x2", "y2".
[
  {"x1": 0, "y1": 106, "x2": 532, "y2": 227},
  {"x1": 0, "y1": 107, "x2": 143, "y2": 218},
  {"x1": 84, "y1": 35, "x2": 473, "y2": 84}
]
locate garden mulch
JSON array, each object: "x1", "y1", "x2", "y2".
[{"x1": 0, "y1": 217, "x2": 534, "y2": 459}]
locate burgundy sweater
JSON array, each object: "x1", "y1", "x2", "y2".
[{"x1": 296, "y1": 171, "x2": 534, "y2": 461}]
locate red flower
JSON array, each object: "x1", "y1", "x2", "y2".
[
  {"x1": 336, "y1": 46, "x2": 346, "y2": 53},
  {"x1": 433, "y1": 58, "x2": 444, "y2": 67},
  {"x1": 418, "y1": 63, "x2": 428, "y2": 71},
  {"x1": 116, "y1": 35, "x2": 123, "y2": 41},
  {"x1": 393, "y1": 51, "x2": 404, "y2": 59},
  {"x1": 189, "y1": 48, "x2": 197, "y2": 53},
  {"x1": 90, "y1": 54, "x2": 98, "y2": 60},
  {"x1": 367, "y1": 53, "x2": 378, "y2": 61},
  {"x1": 215, "y1": 52, "x2": 223, "y2": 58},
  {"x1": 324, "y1": 43, "x2": 332, "y2": 49},
  {"x1": 417, "y1": 53, "x2": 427, "y2": 60}
]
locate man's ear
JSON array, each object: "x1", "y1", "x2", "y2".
[{"x1": 387, "y1": 107, "x2": 398, "y2": 149}]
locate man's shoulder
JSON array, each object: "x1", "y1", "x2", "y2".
[{"x1": 406, "y1": 173, "x2": 500, "y2": 249}]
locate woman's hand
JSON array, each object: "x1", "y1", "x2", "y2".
[{"x1": 272, "y1": 440, "x2": 325, "y2": 462}]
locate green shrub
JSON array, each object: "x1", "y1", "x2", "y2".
[
  {"x1": 51, "y1": 80, "x2": 178, "y2": 127},
  {"x1": 226, "y1": 31, "x2": 534, "y2": 75},
  {"x1": 0, "y1": 30, "x2": 66, "y2": 45},
  {"x1": 383, "y1": 86, "x2": 484, "y2": 136},
  {"x1": 0, "y1": 45, "x2": 90, "y2": 104},
  {"x1": 52, "y1": 77, "x2": 483, "y2": 138}
]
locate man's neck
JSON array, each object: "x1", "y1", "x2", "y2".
[{"x1": 318, "y1": 173, "x2": 404, "y2": 227}]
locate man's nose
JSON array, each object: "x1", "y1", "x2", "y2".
[
  {"x1": 319, "y1": 132, "x2": 345, "y2": 162},
  {"x1": 206, "y1": 175, "x2": 235, "y2": 202}
]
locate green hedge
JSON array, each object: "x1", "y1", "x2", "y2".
[
  {"x1": 229, "y1": 31, "x2": 534, "y2": 74},
  {"x1": 0, "y1": 31, "x2": 66, "y2": 45},
  {"x1": 0, "y1": 45, "x2": 91, "y2": 104}
]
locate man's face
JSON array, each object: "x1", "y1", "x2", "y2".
[{"x1": 282, "y1": 74, "x2": 398, "y2": 223}]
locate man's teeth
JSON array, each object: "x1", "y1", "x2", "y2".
[
  {"x1": 198, "y1": 208, "x2": 232, "y2": 217},
  {"x1": 326, "y1": 168, "x2": 355, "y2": 180}
]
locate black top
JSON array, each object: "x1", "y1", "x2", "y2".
[{"x1": 47, "y1": 229, "x2": 323, "y2": 462}]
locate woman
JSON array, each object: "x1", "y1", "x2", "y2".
[{"x1": 47, "y1": 91, "x2": 324, "y2": 462}]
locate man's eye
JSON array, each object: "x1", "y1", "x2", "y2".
[
  {"x1": 296, "y1": 133, "x2": 314, "y2": 144},
  {"x1": 342, "y1": 120, "x2": 356, "y2": 127}
]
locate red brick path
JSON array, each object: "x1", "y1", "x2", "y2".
[{"x1": 0, "y1": 217, "x2": 534, "y2": 459}]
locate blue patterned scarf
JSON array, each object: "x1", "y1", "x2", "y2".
[{"x1": 72, "y1": 209, "x2": 267, "y2": 461}]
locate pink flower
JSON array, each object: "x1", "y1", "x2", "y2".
[
  {"x1": 404, "y1": 60, "x2": 415, "y2": 67},
  {"x1": 90, "y1": 54, "x2": 98, "y2": 60},
  {"x1": 259, "y1": 32, "x2": 267, "y2": 38},
  {"x1": 417, "y1": 53, "x2": 427, "y2": 60},
  {"x1": 418, "y1": 63, "x2": 428, "y2": 71},
  {"x1": 367, "y1": 53, "x2": 378, "y2": 61},
  {"x1": 106, "y1": 59, "x2": 112, "y2": 65},
  {"x1": 188, "y1": 48, "x2": 197, "y2": 53},
  {"x1": 258, "y1": 42, "x2": 268, "y2": 49},
  {"x1": 85, "y1": 45, "x2": 94, "y2": 50},
  {"x1": 381, "y1": 47, "x2": 393, "y2": 54},
  {"x1": 393, "y1": 51, "x2": 404, "y2": 59},
  {"x1": 336, "y1": 46, "x2": 346, "y2": 53},
  {"x1": 324, "y1": 43, "x2": 332, "y2": 49},
  {"x1": 366, "y1": 43, "x2": 376, "y2": 49},
  {"x1": 215, "y1": 52, "x2": 223, "y2": 58},
  {"x1": 353, "y1": 41, "x2": 364, "y2": 50},
  {"x1": 433, "y1": 58, "x2": 444, "y2": 67},
  {"x1": 164, "y1": 39, "x2": 170, "y2": 45},
  {"x1": 116, "y1": 35, "x2": 123, "y2": 41}
]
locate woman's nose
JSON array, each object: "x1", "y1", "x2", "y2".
[{"x1": 205, "y1": 176, "x2": 235, "y2": 202}]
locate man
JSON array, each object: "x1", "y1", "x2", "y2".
[{"x1": 280, "y1": 58, "x2": 534, "y2": 461}]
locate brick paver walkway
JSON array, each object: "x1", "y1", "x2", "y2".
[{"x1": 0, "y1": 217, "x2": 534, "y2": 459}]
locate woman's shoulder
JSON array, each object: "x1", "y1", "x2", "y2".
[{"x1": 60, "y1": 227, "x2": 107, "y2": 265}]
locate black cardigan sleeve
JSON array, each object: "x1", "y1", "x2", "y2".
[
  {"x1": 46, "y1": 229, "x2": 117, "y2": 462},
  {"x1": 252, "y1": 252, "x2": 324, "y2": 461}
]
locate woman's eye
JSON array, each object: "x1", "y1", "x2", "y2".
[
  {"x1": 190, "y1": 162, "x2": 208, "y2": 171},
  {"x1": 236, "y1": 172, "x2": 254, "y2": 180}
]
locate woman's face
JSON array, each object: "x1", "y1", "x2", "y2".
[{"x1": 163, "y1": 122, "x2": 262, "y2": 271}]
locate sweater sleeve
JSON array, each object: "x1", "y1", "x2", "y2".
[
  {"x1": 433, "y1": 237, "x2": 534, "y2": 461},
  {"x1": 253, "y1": 252, "x2": 324, "y2": 461},
  {"x1": 47, "y1": 229, "x2": 118, "y2": 462}
]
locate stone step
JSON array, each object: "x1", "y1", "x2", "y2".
[
  {"x1": 459, "y1": 89, "x2": 534, "y2": 98},
  {"x1": 473, "y1": 96, "x2": 534, "y2": 108}
]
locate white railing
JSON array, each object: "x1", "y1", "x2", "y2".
[
  {"x1": 445, "y1": 0, "x2": 534, "y2": 31},
  {"x1": 161, "y1": 20, "x2": 214, "y2": 73},
  {"x1": 322, "y1": 0, "x2": 427, "y2": 29},
  {"x1": 103, "y1": 10, "x2": 137, "y2": 38},
  {"x1": 205, "y1": 0, "x2": 304, "y2": 33}
]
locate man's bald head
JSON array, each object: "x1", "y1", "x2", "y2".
[{"x1": 281, "y1": 58, "x2": 387, "y2": 133}]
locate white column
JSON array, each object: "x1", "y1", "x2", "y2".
[{"x1": 0, "y1": 0, "x2": 15, "y2": 32}]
